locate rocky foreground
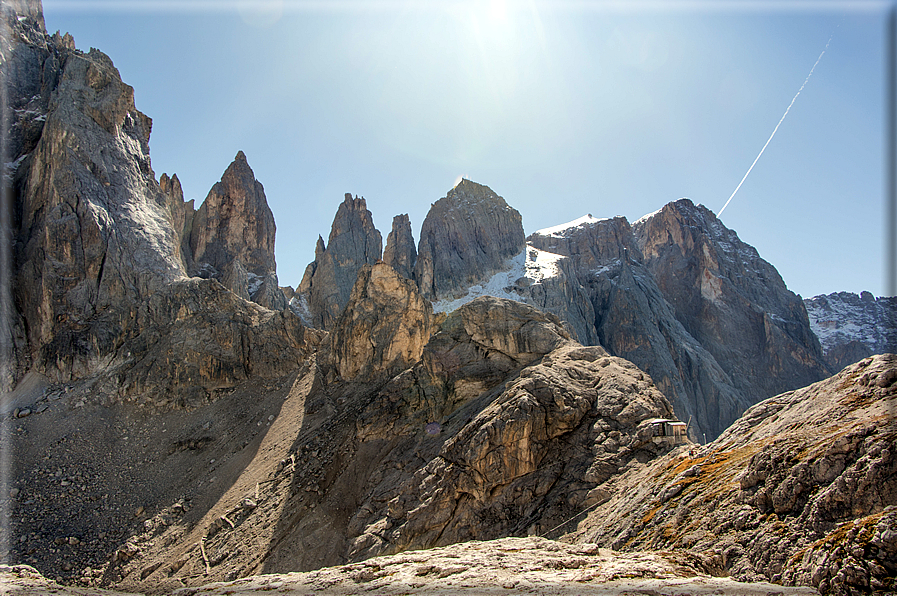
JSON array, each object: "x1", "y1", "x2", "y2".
[{"x1": 0, "y1": 537, "x2": 821, "y2": 595}]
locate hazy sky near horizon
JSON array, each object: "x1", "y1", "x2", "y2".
[{"x1": 42, "y1": 0, "x2": 893, "y2": 298}]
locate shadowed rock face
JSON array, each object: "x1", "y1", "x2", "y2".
[
  {"x1": 572, "y1": 353, "x2": 897, "y2": 596},
  {"x1": 383, "y1": 214, "x2": 416, "y2": 279},
  {"x1": 188, "y1": 152, "x2": 286, "y2": 310},
  {"x1": 529, "y1": 216, "x2": 749, "y2": 442},
  {"x1": 298, "y1": 194, "x2": 382, "y2": 330},
  {"x1": 415, "y1": 180, "x2": 525, "y2": 301},
  {"x1": 633, "y1": 199, "x2": 831, "y2": 406}
]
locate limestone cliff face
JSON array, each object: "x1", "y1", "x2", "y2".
[
  {"x1": 415, "y1": 180, "x2": 525, "y2": 300},
  {"x1": 298, "y1": 194, "x2": 382, "y2": 330},
  {"x1": 3, "y1": 2, "x2": 307, "y2": 401},
  {"x1": 382, "y1": 214, "x2": 416, "y2": 279},
  {"x1": 633, "y1": 200, "x2": 831, "y2": 406},
  {"x1": 5, "y1": 5, "x2": 184, "y2": 386},
  {"x1": 573, "y1": 353, "x2": 897, "y2": 596},
  {"x1": 329, "y1": 263, "x2": 434, "y2": 381},
  {"x1": 159, "y1": 172, "x2": 195, "y2": 273},
  {"x1": 529, "y1": 216, "x2": 749, "y2": 441},
  {"x1": 188, "y1": 152, "x2": 286, "y2": 310}
]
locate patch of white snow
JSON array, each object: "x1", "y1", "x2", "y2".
[{"x1": 533, "y1": 214, "x2": 605, "y2": 238}]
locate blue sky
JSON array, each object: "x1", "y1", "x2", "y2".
[{"x1": 42, "y1": 0, "x2": 893, "y2": 298}]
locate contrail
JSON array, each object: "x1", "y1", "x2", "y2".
[{"x1": 718, "y1": 34, "x2": 833, "y2": 217}]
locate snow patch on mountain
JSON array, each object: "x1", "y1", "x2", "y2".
[
  {"x1": 432, "y1": 246, "x2": 566, "y2": 313},
  {"x1": 804, "y1": 292, "x2": 897, "y2": 356},
  {"x1": 533, "y1": 214, "x2": 605, "y2": 238}
]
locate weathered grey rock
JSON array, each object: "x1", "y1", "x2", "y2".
[
  {"x1": 105, "y1": 277, "x2": 322, "y2": 409},
  {"x1": 415, "y1": 180, "x2": 525, "y2": 300},
  {"x1": 8, "y1": 11, "x2": 184, "y2": 385},
  {"x1": 529, "y1": 216, "x2": 748, "y2": 441},
  {"x1": 298, "y1": 194, "x2": 382, "y2": 330},
  {"x1": 188, "y1": 151, "x2": 286, "y2": 310},
  {"x1": 805, "y1": 291, "x2": 897, "y2": 371},
  {"x1": 573, "y1": 353, "x2": 897, "y2": 596},
  {"x1": 159, "y1": 172, "x2": 195, "y2": 272},
  {"x1": 108, "y1": 296, "x2": 684, "y2": 589},
  {"x1": 633, "y1": 199, "x2": 831, "y2": 408},
  {"x1": 382, "y1": 214, "x2": 416, "y2": 279},
  {"x1": 329, "y1": 263, "x2": 434, "y2": 382},
  {"x1": 347, "y1": 341, "x2": 677, "y2": 560}
]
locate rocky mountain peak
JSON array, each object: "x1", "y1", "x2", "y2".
[
  {"x1": 187, "y1": 151, "x2": 285, "y2": 310},
  {"x1": 805, "y1": 291, "x2": 897, "y2": 370},
  {"x1": 297, "y1": 193, "x2": 383, "y2": 330},
  {"x1": 383, "y1": 214, "x2": 416, "y2": 279},
  {"x1": 633, "y1": 198, "x2": 830, "y2": 410},
  {"x1": 415, "y1": 180, "x2": 525, "y2": 300}
]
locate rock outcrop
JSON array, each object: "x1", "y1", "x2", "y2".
[
  {"x1": 329, "y1": 263, "x2": 434, "y2": 382},
  {"x1": 3, "y1": 2, "x2": 310, "y2": 403},
  {"x1": 571, "y1": 353, "x2": 897, "y2": 596},
  {"x1": 94, "y1": 297, "x2": 687, "y2": 592},
  {"x1": 415, "y1": 180, "x2": 525, "y2": 300},
  {"x1": 187, "y1": 152, "x2": 286, "y2": 310},
  {"x1": 382, "y1": 214, "x2": 416, "y2": 279},
  {"x1": 298, "y1": 194, "x2": 382, "y2": 330},
  {"x1": 633, "y1": 199, "x2": 831, "y2": 403},
  {"x1": 805, "y1": 291, "x2": 897, "y2": 371}
]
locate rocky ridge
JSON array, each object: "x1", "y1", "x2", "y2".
[
  {"x1": 2, "y1": 3, "x2": 888, "y2": 596},
  {"x1": 570, "y1": 353, "x2": 897, "y2": 596},
  {"x1": 805, "y1": 291, "x2": 897, "y2": 371},
  {"x1": 297, "y1": 194, "x2": 382, "y2": 330}
]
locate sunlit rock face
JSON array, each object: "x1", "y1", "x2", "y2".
[
  {"x1": 528, "y1": 214, "x2": 747, "y2": 442},
  {"x1": 415, "y1": 179, "x2": 525, "y2": 301},
  {"x1": 573, "y1": 353, "x2": 897, "y2": 596},
  {"x1": 298, "y1": 194, "x2": 383, "y2": 330},
  {"x1": 188, "y1": 151, "x2": 287, "y2": 310},
  {"x1": 329, "y1": 263, "x2": 434, "y2": 382},
  {"x1": 6, "y1": 2, "x2": 184, "y2": 386}
]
